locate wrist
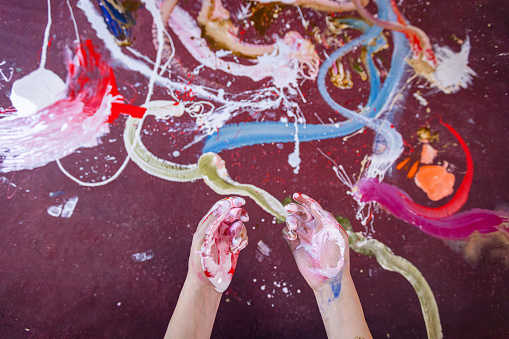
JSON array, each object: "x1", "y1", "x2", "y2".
[
  {"x1": 184, "y1": 271, "x2": 223, "y2": 298},
  {"x1": 313, "y1": 271, "x2": 353, "y2": 303}
]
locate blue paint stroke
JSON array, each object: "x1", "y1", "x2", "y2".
[
  {"x1": 97, "y1": 0, "x2": 136, "y2": 45},
  {"x1": 202, "y1": 0, "x2": 410, "y2": 154},
  {"x1": 329, "y1": 271, "x2": 343, "y2": 301}
]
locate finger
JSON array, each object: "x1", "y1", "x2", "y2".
[
  {"x1": 293, "y1": 192, "x2": 322, "y2": 210},
  {"x1": 225, "y1": 207, "x2": 249, "y2": 223},
  {"x1": 284, "y1": 203, "x2": 312, "y2": 222},
  {"x1": 282, "y1": 227, "x2": 299, "y2": 250},
  {"x1": 231, "y1": 221, "x2": 248, "y2": 253},
  {"x1": 197, "y1": 198, "x2": 232, "y2": 235},
  {"x1": 284, "y1": 215, "x2": 301, "y2": 245},
  {"x1": 286, "y1": 215, "x2": 300, "y2": 232},
  {"x1": 308, "y1": 202, "x2": 327, "y2": 223},
  {"x1": 229, "y1": 219, "x2": 245, "y2": 237},
  {"x1": 229, "y1": 196, "x2": 246, "y2": 208}
]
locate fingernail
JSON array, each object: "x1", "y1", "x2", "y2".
[
  {"x1": 286, "y1": 219, "x2": 297, "y2": 230},
  {"x1": 232, "y1": 236, "x2": 241, "y2": 247},
  {"x1": 286, "y1": 230, "x2": 297, "y2": 241},
  {"x1": 301, "y1": 193, "x2": 310, "y2": 200},
  {"x1": 233, "y1": 197, "x2": 245, "y2": 206},
  {"x1": 240, "y1": 211, "x2": 249, "y2": 222}
]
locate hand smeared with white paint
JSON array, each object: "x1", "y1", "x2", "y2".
[
  {"x1": 283, "y1": 193, "x2": 349, "y2": 293},
  {"x1": 191, "y1": 197, "x2": 249, "y2": 293}
]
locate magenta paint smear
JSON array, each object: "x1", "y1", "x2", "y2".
[{"x1": 355, "y1": 178, "x2": 508, "y2": 240}]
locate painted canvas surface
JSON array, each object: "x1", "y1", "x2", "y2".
[{"x1": 0, "y1": 0, "x2": 508, "y2": 337}]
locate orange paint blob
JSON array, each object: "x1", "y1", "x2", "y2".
[
  {"x1": 414, "y1": 163, "x2": 455, "y2": 201},
  {"x1": 420, "y1": 143, "x2": 438, "y2": 164}
]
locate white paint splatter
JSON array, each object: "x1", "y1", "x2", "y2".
[
  {"x1": 431, "y1": 36, "x2": 476, "y2": 94},
  {"x1": 61, "y1": 196, "x2": 79, "y2": 218},
  {"x1": 47, "y1": 204, "x2": 64, "y2": 217},
  {"x1": 131, "y1": 250, "x2": 155, "y2": 262}
]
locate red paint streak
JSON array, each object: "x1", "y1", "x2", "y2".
[
  {"x1": 108, "y1": 103, "x2": 147, "y2": 123},
  {"x1": 401, "y1": 119, "x2": 473, "y2": 218},
  {"x1": 389, "y1": 0, "x2": 437, "y2": 65},
  {"x1": 37, "y1": 37, "x2": 54, "y2": 63}
]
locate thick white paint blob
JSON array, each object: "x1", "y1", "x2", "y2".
[
  {"x1": 296, "y1": 219, "x2": 346, "y2": 279},
  {"x1": 431, "y1": 37, "x2": 476, "y2": 94},
  {"x1": 10, "y1": 68, "x2": 67, "y2": 117}
]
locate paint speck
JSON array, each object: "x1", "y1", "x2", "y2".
[
  {"x1": 256, "y1": 240, "x2": 271, "y2": 262},
  {"x1": 253, "y1": 278, "x2": 257, "y2": 282},
  {"x1": 297, "y1": 289, "x2": 301, "y2": 293},
  {"x1": 47, "y1": 204, "x2": 63, "y2": 217},
  {"x1": 413, "y1": 92, "x2": 428, "y2": 106},
  {"x1": 61, "y1": 196, "x2": 79, "y2": 218},
  {"x1": 172, "y1": 150, "x2": 181, "y2": 157},
  {"x1": 282, "y1": 287, "x2": 289, "y2": 293},
  {"x1": 132, "y1": 250, "x2": 155, "y2": 262},
  {"x1": 261, "y1": 285, "x2": 266, "y2": 291},
  {"x1": 117, "y1": 302, "x2": 121, "y2": 306}
]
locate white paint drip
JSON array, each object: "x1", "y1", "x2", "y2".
[
  {"x1": 66, "y1": 0, "x2": 80, "y2": 43},
  {"x1": 39, "y1": 0, "x2": 52, "y2": 70}
]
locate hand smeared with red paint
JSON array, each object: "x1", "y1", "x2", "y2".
[
  {"x1": 283, "y1": 193, "x2": 349, "y2": 294},
  {"x1": 190, "y1": 197, "x2": 249, "y2": 293}
]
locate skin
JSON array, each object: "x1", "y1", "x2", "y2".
[
  {"x1": 283, "y1": 193, "x2": 372, "y2": 339},
  {"x1": 164, "y1": 197, "x2": 249, "y2": 339}
]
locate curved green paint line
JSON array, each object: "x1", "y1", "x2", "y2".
[
  {"x1": 339, "y1": 217, "x2": 443, "y2": 339},
  {"x1": 123, "y1": 115, "x2": 441, "y2": 338},
  {"x1": 124, "y1": 116, "x2": 202, "y2": 182},
  {"x1": 123, "y1": 116, "x2": 287, "y2": 220},
  {"x1": 198, "y1": 153, "x2": 288, "y2": 222}
]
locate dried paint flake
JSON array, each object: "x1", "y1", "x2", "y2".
[{"x1": 131, "y1": 250, "x2": 155, "y2": 262}]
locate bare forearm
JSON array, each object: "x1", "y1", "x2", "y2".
[
  {"x1": 165, "y1": 273, "x2": 222, "y2": 339},
  {"x1": 314, "y1": 275, "x2": 372, "y2": 339}
]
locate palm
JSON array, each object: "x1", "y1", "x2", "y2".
[{"x1": 284, "y1": 193, "x2": 349, "y2": 291}]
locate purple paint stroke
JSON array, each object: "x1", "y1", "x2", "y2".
[{"x1": 356, "y1": 178, "x2": 508, "y2": 240}]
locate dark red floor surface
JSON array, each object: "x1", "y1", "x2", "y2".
[{"x1": 0, "y1": 0, "x2": 508, "y2": 338}]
